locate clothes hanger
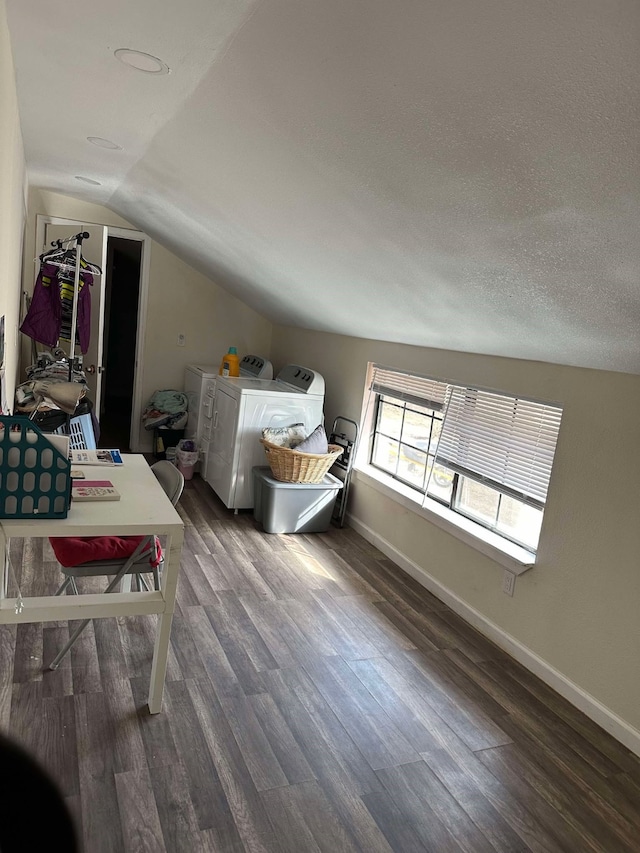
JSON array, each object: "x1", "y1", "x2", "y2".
[
  {"x1": 38, "y1": 247, "x2": 102, "y2": 277},
  {"x1": 38, "y1": 240, "x2": 65, "y2": 263},
  {"x1": 78, "y1": 256, "x2": 102, "y2": 276},
  {"x1": 37, "y1": 233, "x2": 102, "y2": 276}
]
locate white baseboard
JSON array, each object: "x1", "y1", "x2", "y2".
[{"x1": 347, "y1": 514, "x2": 640, "y2": 759}]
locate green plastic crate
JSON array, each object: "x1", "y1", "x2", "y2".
[{"x1": 0, "y1": 417, "x2": 71, "y2": 519}]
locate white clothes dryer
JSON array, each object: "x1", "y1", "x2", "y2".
[{"x1": 205, "y1": 364, "x2": 325, "y2": 510}]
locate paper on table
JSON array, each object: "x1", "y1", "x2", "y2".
[
  {"x1": 44, "y1": 433, "x2": 70, "y2": 459},
  {"x1": 70, "y1": 449, "x2": 123, "y2": 466}
]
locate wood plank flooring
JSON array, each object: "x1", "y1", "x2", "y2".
[{"x1": 2, "y1": 474, "x2": 640, "y2": 852}]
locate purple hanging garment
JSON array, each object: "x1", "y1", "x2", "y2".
[
  {"x1": 20, "y1": 261, "x2": 93, "y2": 354},
  {"x1": 19, "y1": 263, "x2": 62, "y2": 348}
]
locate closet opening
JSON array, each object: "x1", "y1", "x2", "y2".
[{"x1": 99, "y1": 236, "x2": 142, "y2": 450}]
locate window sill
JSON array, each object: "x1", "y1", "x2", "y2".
[{"x1": 353, "y1": 466, "x2": 536, "y2": 574}]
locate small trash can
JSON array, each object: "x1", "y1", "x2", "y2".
[
  {"x1": 253, "y1": 466, "x2": 343, "y2": 534},
  {"x1": 176, "y1": 439, "x2": 198, "y2": 480}
]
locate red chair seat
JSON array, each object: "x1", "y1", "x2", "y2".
[{"x1": 49, "y1": 535, "x2": 161, "y2": 568}]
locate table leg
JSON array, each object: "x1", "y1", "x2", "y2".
[
  {"x1": 1, "y1": 534, "x2": 8, "y2": 600},
  {"x1": 148, "y1": 610, "x2": 175, "y2": 713},
  {"x1": 147, "y1": 526, "x2": 183, "y2": 713}
]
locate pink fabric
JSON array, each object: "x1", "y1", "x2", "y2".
[{"x1": 49, "y1": 535, "x2": 162, "y2": 569}]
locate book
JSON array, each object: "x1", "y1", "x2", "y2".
[
  {"x1": 70, "y1": 449, "x2": 123, "y2": 466},
  {"x1": 70, "y1": 469, "x2": 86, "y2": 479},
  {"x1": 72, "y1": 480, "x2": 120, "y2": 501}
]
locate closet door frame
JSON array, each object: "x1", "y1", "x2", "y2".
[
  {"x1": 35, "y1": 215, "x2": 151, "y2": 452},
  {"x1": 106, "y1": 225, "x2": 151, "y2": 452}
]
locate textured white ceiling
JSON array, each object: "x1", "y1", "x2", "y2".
[{"x1": 6, "y1": 0, "x2": 640, "y2": 373}]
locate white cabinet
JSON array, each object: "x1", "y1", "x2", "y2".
[
  {"x1": 184, "y1": 364, "x2": 218, "y2": 444},
  {"x1": 184, "y1": 364, "x2": 218, "y2": 472}
]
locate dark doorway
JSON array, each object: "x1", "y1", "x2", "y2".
[{"x1": 99, "y1": 237, "x2": 142, "y2": 450}]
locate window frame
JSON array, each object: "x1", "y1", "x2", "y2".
[
  {"x1": 370, "y1": 393, "x2": 444, "y2": 494},
  {"x1": 357, "y1": 365, "x2": 562, "y2": 564}
]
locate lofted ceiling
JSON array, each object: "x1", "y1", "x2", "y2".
[{"x1": 6, "y1": 0, "x2": 640, "y2": 374}]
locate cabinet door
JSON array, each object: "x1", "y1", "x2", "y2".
[
  {"x1": 184, "y1": 371, "x2": 203, "y2": 440},
  {"x1": 200, "y1": 437, "x2": 211, "y2": 480},
  {"x1": 206, "y1": 388, "x2": 239, "y2": 505},
  {"x1": 211, "y1": 388, "x2": 238, "y2": 461}
]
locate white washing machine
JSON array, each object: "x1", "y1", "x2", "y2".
[
  {"x1": 185, "y1": 356, "x2": 272, "y2": 471},
  {"x1": 205, "y1": 364, "x2": 325, "y2": 510}
]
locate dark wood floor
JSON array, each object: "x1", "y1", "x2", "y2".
[{"x1": 2, "y1": 474, "x2": 640, "y2": 852}]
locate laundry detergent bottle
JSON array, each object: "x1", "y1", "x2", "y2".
[{"x1": 219, "y1": 346, "x2": 240, "y2": 377}]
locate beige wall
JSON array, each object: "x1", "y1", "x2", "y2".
[
  {"x1": 21, "y1": 190, "x2": 273, "y2": 448},
  {"x1": 0, "y1": 0, "x2": 26, "y2": 409},
  {"x1": 271, "y1": 326, "x2": 640, "y2": 742}
]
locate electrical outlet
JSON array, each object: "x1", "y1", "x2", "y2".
[
  {"x1": 177, "y1": 333, "x2": 186, "y2": 347},
  {"x1": 502, "y1": 570, "x2": 516, "y2": 597}
]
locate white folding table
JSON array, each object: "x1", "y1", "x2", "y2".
[{"x1": 0, "y1": 455, "x2": 184, "y2": 713}]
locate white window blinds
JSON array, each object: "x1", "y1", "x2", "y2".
[
  {"x1": 435, "y1": 386, "x2": 562, "y2": 507},
  {"x1": 370, "y1": 366, "x2": 448, "y2": 411}
]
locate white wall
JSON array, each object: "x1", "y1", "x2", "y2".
[
  {"x1": 271, "y1": 326, "x2": 640, "y2": 753},
  {"x1": 21, "y1": 190, "x2": 273, "y2": 448},
  {"x1": 0, "y1": 0, "x2": 25, "y2": 410}
]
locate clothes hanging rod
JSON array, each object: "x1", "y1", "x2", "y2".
[
  {"x1": 39, "y1": 231, "x2": 90, "y2": 261},
  {"x1": 40, "y1": 233, "x2": 91, "y2": 382}
]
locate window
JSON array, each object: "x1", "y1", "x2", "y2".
[{"x1": 365, "y1": 366, "x2": 562, "y2": 552}]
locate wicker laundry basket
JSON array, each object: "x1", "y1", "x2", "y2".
[{"x1": 260, "y1": 439, "x2": 343, "y2": 484}]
